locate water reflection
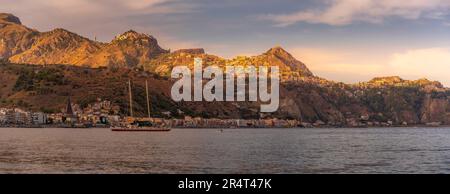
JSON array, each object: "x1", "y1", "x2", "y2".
[{"x1": 0, "y1": 127, "x2": 450, "y2": 174}]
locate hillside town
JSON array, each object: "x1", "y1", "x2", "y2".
[
  {"x1": 0, "y1": 96, "x2": 322, "y2": 128},
  {"x1": 0, "y1": 96, "x2": 445, "y2": 129},
  {"x1": 0, "y1": 97, "x2": 304, "y2": 128},
  {"x1": 0, "y1": 98, "x2": 121, "y2": 128}
]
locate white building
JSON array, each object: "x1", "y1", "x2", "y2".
[
  {"x1": 2, "y1": 108, "x2": 29, "y2": 124},
  {"x1": 31, "y1": 112, "x2": 47, "y2": 124},
  {"x1": 0, "y1": 108, "x2": 7, "y2": 123}
]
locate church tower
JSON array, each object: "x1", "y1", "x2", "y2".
[{"x1": 66, "y1": 97, "x2": 74, "y2": 116}]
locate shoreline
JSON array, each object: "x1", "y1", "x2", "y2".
[{"x1": 0, "y1": 125, "x2": 449, "y2": 129}]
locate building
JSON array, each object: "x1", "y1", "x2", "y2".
[
  {"x1": 0, "y1": 108, "x2": 49, "y2": 125},
  {"x1": 0, "y1": 108, "x2": 7, "y2": 123},
  {"x1": 31, "y1": 112, "x2": 47, "y2": 125},
  {"x1": 78, "y1": 98, "x2": 119, "y2": 125},
  {"x1": 3, "y1": 108, "x2": 31, "y2": 125},
  {"x1": 48, "y1": 113, "x2": 64, "y2": 124},
  {"x1": 64, "y1": 97, "x2": 78, "y2": 123}
]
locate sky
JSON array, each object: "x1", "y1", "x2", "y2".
[{"x1": 2, "y1": 0, "x2": 450, "y2": 86}]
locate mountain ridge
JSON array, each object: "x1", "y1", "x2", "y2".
[
  {"x1": 0, "y1": 13, "x2": 449, "y2": 126},
  {"x1": 1, "y1": 14, "x2": 169, "y2": 68},
  {"x1": 1, "y1": 13, "x2": 313, "y2": 79}
]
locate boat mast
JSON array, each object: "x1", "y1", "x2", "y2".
[
  {"x1": 128, "y1": 79, "x2": 133, "y2": 117},
  {"x1": 145, "y1": 80, "x2": 151, "y2": 118}
]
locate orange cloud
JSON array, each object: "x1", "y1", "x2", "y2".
[
  {"x1": 289, "y1": 47, "x2": 450, "y2": 86},
  {"x1": 263, "y1": 0, "x2": 450, "y2": 26},
  {"x1": 388, "y1": 47, "x2": 450, "y2": 86},
  {"x1": 289, "y1": 47, "x2": 384, "y2": 74}
]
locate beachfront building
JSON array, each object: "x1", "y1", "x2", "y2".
[
  {"x1": 2, "y1": 108, "x2": 32, "y2": 125},
  {"x1": 0, "y1": 108, "x2": 49, "y2": 125},
  {"x1": 31, "y1": 112, "x2": 47, "y2": 125},
  {"x1": 0, "y1": 108, "x2": 6, "y2": 123}
]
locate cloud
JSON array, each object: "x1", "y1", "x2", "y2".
[
  {"x1": 0, "y1": 0, "x2": 194, "y2": 19},
  {"x1": 263, "y1": 0, "x2": 450, "y2": 26},
  {"x1": 289, "y1": 47, "x2": 450, "y2": 86},
  {"x1": 122, "y1": 0, "x2": 167, "y2": 9},
  {"x1": 150, "y1": 32, "x2": 202, "y2": 51},
  {"x1": 288, "y1": 47, "x2": 388, "y2": 83},
  {"x1": 289, "y1": 47, "x2": 384, "y2": 75},
  {"x1": 118, "y1": 0, "x2": 198, "y2": 14},
  {"x1": 388, "y1": 47, "x2": 450, "y2": 86}
]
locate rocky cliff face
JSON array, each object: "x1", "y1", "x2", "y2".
[
  {"x1": 0, "y1": 13, "x2": 39, "y2": 59},
  {"x1": 0, "y1": 13, "x2": 21, "y2": 25}
]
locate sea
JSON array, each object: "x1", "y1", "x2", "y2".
[{"x1": 1, "y1": 127, "x2": 450, "y2": 174}]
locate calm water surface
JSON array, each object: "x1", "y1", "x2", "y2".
[{"x1": 1, "y1": 127, "x2": 450, "y2": 174}]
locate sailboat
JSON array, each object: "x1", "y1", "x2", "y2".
[{"x1": 111, "y1": 80, "x2": 171, "y2": 132}]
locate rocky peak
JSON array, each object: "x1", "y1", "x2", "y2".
[
  {"x1": 0, "y1": 13, "x2": 38, "y2": 59},
  {"x1": 109, "y1": 30, "x2": 170, "y2": 58},
  {"x1": 75, "y1": 30, "x2": 169, "y2": 68},
  {"x1": 45, "y1": 28, "x2": 87, "y2": 40},
  {"x1": 261, "y1": 46, "x2": 313, "y2": 77},
  {"x1": 113, "y1": 30, "x2": 157, "y2": 44},
  {"x1": 266, "y1": 46, "x2": 289, "y2": 55},
  {"x1": 49, "y1": 28, "x2": 75, "y2": 34},
  {"x1": 0, "y1": 13, "x2": 22, "y2": 24},
  {"x1": 265, "y1": 46, "x2": 300, "y2": 61}
]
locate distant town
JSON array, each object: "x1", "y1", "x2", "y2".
[
  {"x1": 0, "y1": 96, "x2": 304, "y2": 129},
  {"x1": 0, "y1": 97, "x2": 118, "y2": 128},
  {"x1": 0, "y1": 96, "x2": 445, "y2": 129}
]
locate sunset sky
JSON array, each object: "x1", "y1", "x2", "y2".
[{"x1": 2, "y1": 0, "x2": 450, "y2": 86}]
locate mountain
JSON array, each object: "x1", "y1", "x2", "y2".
[
  {"x1": 143, "y1": 46, "x2": 313, "y2": 81},
  {"x1": 2, "y1": 13, "x2": 309, "y2": 79},
  {"x1": 0, "y1": 13, "x2": 39, "y2": 59},
  {"x1": 1, "y1": 61, "x2": 448, "y2": 126},
  {"x1": 80, "y1": 30, "x2": 168, "y2": 68},
  {"x1": 0, "y1": 13, "x2": 449, "y2": 127},
  {"x1": 1, "y1": 14, "x2": 168, "y2": 67},
  {"x1": 9, "y1": 28, "x2": 103, "y2": 65}
]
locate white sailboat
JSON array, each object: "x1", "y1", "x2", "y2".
[{"x1": 111, "y1": 79, "x2": 170, "y2": 132}]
